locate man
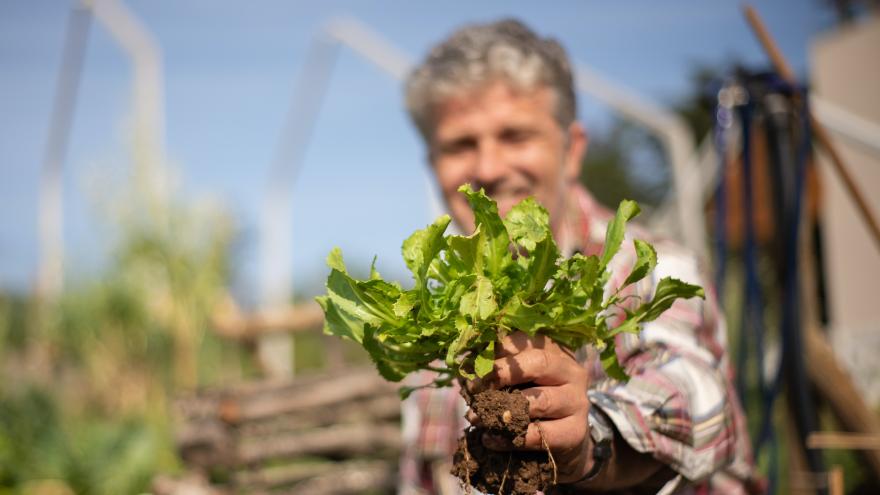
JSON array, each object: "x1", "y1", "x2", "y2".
[{"x1": 399, "y1": 19, "x2": 755, "y2": 494}]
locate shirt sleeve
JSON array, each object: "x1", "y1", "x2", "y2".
[
  {"x1": 398, "y1": 373, "x2": 469, "y2": 495},
  {"x1": 588, "y1": 241, "x2": 746, "y2": 487}
]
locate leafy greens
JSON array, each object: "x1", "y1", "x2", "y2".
[{"x1": 316, "y1": 185, "x2": 703, "y2": 396}]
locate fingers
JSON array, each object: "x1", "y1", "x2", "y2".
[
  {"x1": 521, "y1": 385, "x2": 585, "y2": 419},
  {"x1": 464, "y1": 332, "x2": 546, "y2": 394},
  {"x1": 462, "y1": 331, "x2": 593, "y2": 481},
  {"x1": 523, "y1": 416, "x2": 587, "y2": 451},
  {"x1": 495, "y1": 331, "x2": 546, "y2": 357},
  {"x1": 466, "y1": 373, "x2": 498, "y2": 395},
  {"x1": 481, "y1": 416, "x2": 594, "y2": 484},
  {"x1": 493, "y1": 347, "x2": 582, "y2": 387},
  {"x1": 465, "y1": 332, "x2": 587, "y2": 394},
  {"x1": 482, "y1": 415, "x2": 587, "y2": 452},
  {"x1": 467, "y1": 386, "x2": 583, "y2": 424},
  {"x1": 495, "y1": 332, "x2": 576, "y2": 360}
]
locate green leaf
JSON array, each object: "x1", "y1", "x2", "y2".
[
  {"x1": 474, "y1": 341, "x2": 495, "y2": 377},
  {"x1": 445, "y1": 229, "x2": 481, "y2": 278},
  {"x1": 399, "y1": 386, "x2": 418, "y2": 400},
  {"x1": 600, "y1": 200, "x2": 640, "y2": 269},
  {"x1": 392, "y1": 291, "x2": 416, "y2": 318},
  {"x1": 498, "y1": 296, "x2": 554, "y2": 335},
  {"x1": 640, "y1": 277, "x2": 705, "y2": 322},
  {"x1": 316, "y1": 295, "x2": 364, "y2": 342},
  {"x1": 446, "y1": 316, "x2": 476, "y2": 368},
  {"x1": 525, "y1": 236, "x2": 560, "y2": 297},
  {"x1": 622, "y1": 239, "x2": 657, "y2": 287},
  {"x1": 503, "y1": 197, "x2": 551, "y2": 251},
  {"x1": 399, "y1": 385, "x2": 431, "y2": 400},
  {"x1": 363, "y1": 326, "x2": 408, "y2": 382},
  {"x1": 369, "y1": 255, "x2": 382, "y2": 280},
  {"x1": 607, "y1": 317, "x2": 640, "y2": 338},
  {"x1": 325, "y1": 269, "x2": 394, "y2": 327},
  {"x1": 326, "y1": 247, "x2": 346, "y2": 272},
  {"x1": 459, "y1": 275, "x2": 497, "y2": 321},
  {"x1": 458, "y1": 184, "x2": 511, "y2": 277},
  {"x1": 600, "y1": 341, "x2": 628, "y2": 381},
  {"x1": 402, "y1": 215, "x2": 451, "y2": 288},
  {"x1": 426, "y1": 274, "x2": 474, "y2": 321}
]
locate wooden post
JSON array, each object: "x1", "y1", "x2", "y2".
[
  {"x1": 804, "y1": 325, "x2": 880, "y2": 479},
  {"x1": 808, "y1": 432, "x2": 880, "y2": 451},
  {"x1": 828, "y1": 465, "x2": 844, "y2": 495},
  {"x1": 786, "y1": 403, "x2": 817, "y2": 495},
  {"x1": 742, "y1": 5, "x2": 880, "y2": 253}
]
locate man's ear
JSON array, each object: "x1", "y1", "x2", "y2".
[{"x1": 564, "y1": 121, "x2": 588, "y2": 182}]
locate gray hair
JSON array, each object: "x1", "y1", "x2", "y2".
[{"x1": 405, "y1": 19, "x2": 577, "y2": 139}]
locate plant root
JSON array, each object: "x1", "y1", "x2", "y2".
[
  {"x1": 499, "y1": 452, "x2": 512, "y2": 495},
  {"x1": 462, "y1": 428, "x2": 474, "y2": 494},
  {"x1": 536, "y1": 420, "x2": 558, "y2": 486}
]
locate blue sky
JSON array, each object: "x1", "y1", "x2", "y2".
[{"x1": 0, "y1": 1, "x2": 832, "y2": 299}]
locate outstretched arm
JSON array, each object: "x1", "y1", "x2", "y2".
[{"x1": 466, "y1": 332, "x2": 670, "y2": 490}]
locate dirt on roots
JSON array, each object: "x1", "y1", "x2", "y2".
[{"x1": 450, "y1": 389, "x2": 556, "y2": 495}]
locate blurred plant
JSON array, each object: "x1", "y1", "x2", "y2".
[
  {"x1": 580, "y1": 64, "x2": 725, "y2": 214},
  {"x1": 0, "y1": 386, "x2": 168, "y2": 495},
  {"x1": 0, "y1": 147, "x2": 239, "y2": 494},
  {"x1": 821, "y1": 0, "x2": 880, "y2": 25},
  {"x1": 580, "y1": 118, "x2": 671, "y2": 210},
  {"x1": 672, "y1": 64, "x2": 721, "y2": 143}
]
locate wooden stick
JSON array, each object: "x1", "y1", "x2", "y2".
[
  {"x1": 218, "y1": 371, "x2": 394, "y2": 423},
  {"x1": 235, "y1": 422, "x2": 402, "y2": 464},
  {"x1": 210, "y1": 294, "x2": 324, "y2": 340},
  {"x1": 288, "y1": 461, "x2": 396, "y2": 495},
  {"x1": 804, "y1": 324, "x2": 880, "y2": 478},
  {"x1": 784, "y1": 405, "x2": 815, "y2": 495},
  {"x1": 829, "y1": 465, "x2": 844, "y2": 495},
  {"x1": 234, "y1": 459, "x2": 395, "y2": 493},
  {"x1": 797, "y1": 213, "x2": 880, "y2": 480},
  {"x1": 743, "y1": 4, "x2": 880, "y2": 253},
  {"x1": 808, "y1": 432, "x2": 880, "y2": 451}
]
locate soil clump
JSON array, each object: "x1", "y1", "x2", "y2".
[{"x1": 451, "y1": 389, "x2": 556, "y2": 494}]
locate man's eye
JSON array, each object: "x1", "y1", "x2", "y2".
[
  {"x1": 440, "y1": 138, "x2": 477, "y2": 155},
  {"x1": 500, "y1": 129, "x2": 533, "y2": 144}
]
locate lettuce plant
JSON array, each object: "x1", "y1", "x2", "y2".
[{"x1": 317, "y1": 185, "x2": 702, "y2": 396}]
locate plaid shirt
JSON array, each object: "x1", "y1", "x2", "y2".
[{"x1": 399, "y1": 186, "x2": 756, "y2": 495}]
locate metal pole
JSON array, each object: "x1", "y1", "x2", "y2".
[
  {"x1": 36, "y1": 4, "x2": 92, "y2": 299},
  {"x1": 256, "y1": 18, "x2": 448, "y2": 377},
  {"x1": 87, "y1": 0, "x2": 168, "y2": 212},
  {"x1": 574, "y1": 65, "x2": 705, "y2": 259},
  {"x1": 258, "y1": 35, "x2": 340, "y2": 377},
  {"x1": 324, "y1": 17, "x2": 445, "y2": 219}
]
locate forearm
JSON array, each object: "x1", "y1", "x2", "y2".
[
  {"x1": 570, "y1": 431, "x2": 672, "y2": 492},
  {"x1": 565, "y1": 345, "x2": 742, "y2": 492}
]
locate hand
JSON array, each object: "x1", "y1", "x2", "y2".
[{"x1": 466, "y1": 331, "x2": 595, "y2": 483}]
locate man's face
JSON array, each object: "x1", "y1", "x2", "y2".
[{"x1": 428, "y1": 80, "x2": 587, "y2": 233}]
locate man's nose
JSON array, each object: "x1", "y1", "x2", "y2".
[{"x1": 474, "y1": 140, "x2": 506, "y2": 187}]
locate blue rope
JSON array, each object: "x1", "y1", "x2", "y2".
[
  {"x1": 717, "y1": 75, "x2": 824, "y2": 492},
  {"x1": 782, "y1": 90, "x2": 826, "y2": 483},
  {"x1": 736, "y1": 100, "x2": 770, "y2": 428},
  {"x1": 713, "y1": 90, "x2": 732, "y2": 307},
  {"x1": 755, "y1": 80, "x2": 823, "y2": 494}
]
